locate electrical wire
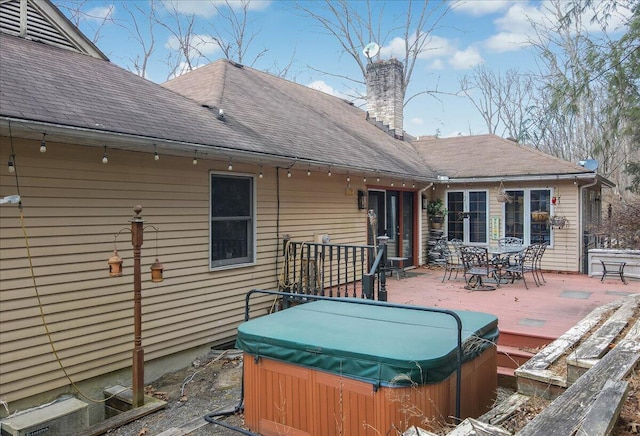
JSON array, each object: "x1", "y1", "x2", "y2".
[{"x1": 7, "y1": 122, "x2": 127, "y2": 405}]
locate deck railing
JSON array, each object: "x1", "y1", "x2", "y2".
[{"x1": 279, "y1": 237, "x2": 386, "y2": 300}]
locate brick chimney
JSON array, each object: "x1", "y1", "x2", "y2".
[{"x1": 366, "y1": 59, "x2": 404, "y2": 139}]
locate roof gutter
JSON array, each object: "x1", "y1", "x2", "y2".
[
  {"x1": 0, "y1": 116, "x2": 435, "y2": 183},
  {"x1": 440, "y1": 173, "x2": 614, "y2": 188}
]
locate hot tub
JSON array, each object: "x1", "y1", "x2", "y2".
[{"x1": 236, "y1": 299, "x2": 498, "y2": 435}]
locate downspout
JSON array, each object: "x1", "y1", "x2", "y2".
[
  {"x1": 418, "y1": 183, "x2": 434, "y2": 266},
  {"x1": 578, "y1": 178, "x2": 598, "y2": 273}
]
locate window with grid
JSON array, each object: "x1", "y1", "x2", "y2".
[{"x1": 210, "y1": 174, "x2": 255, "y2": 268}]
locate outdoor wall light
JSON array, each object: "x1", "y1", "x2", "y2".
[
  {"x1": 358, "y1": 189, "x2": 367, "y2": 210},
  {"x1": 422, "y1": 194, "x2": 428, "y2": 209},
  {"x1": 8, "y1": 155, "x2": 15, "y2": 174}
]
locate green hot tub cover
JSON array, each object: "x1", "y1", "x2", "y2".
[{"x1": 236, "y1": 300, "x2": 498, "y2": 387}]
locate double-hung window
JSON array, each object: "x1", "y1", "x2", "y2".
[
  {"x1": 210, "y1": 173, "x2": 255, "y2": 269},
  {"x1": 504, "y1": 189, "x2": 551, "y2": 245},
  {"x1": 446, "y1": 190, "x2": 488, "y2": 244}
]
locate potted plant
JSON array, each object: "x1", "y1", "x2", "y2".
[{"x1": 427, "y1": 198, "x2": 448, "y2": 229}]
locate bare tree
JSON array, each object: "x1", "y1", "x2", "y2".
[
  {"x1": 293, "y1": 0, "x2": 453, "y2": 104},
  {"x1": 53, "y1": 0, "x2": 115, "y2": 44},
  {"x1": 120, "y1": 0, "x2": 159, "y2": 78}
]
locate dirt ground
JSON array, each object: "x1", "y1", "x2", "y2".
[
  {"x1": 105, "y1": 350, "x2": 248, "y2": 436},
  {"x1": 105, "y1": 350, "x2": 639, "y2": 436}
]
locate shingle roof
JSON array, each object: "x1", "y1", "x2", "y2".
[
  {"x1": 411, "y1": 134, "x2": 594, "y2": 179},
  {"x1": 162, "y1": 60, "x2": 434, "y2": 178},
  {"x1": 0, "y1": 32, "x2": 434, "y2": 179},
  {"x1": 0, "y1": 32, "x2": 253, "y2": 150}
]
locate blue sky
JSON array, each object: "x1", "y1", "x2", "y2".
[{"x1": 56, "y1": 0, "x2": 631, "y2": 138}]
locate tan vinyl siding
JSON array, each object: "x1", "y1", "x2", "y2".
[{"x1": 0, "y1": 138, "x2": 372, "y2": 404}]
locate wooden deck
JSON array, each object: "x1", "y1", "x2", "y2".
[{"x1": 384, "y1": 266, "x2": 636, "y2": 343}]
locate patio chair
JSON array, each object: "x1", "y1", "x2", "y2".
[
  {"x1": 504, "y1": 244, "x2": 538, "y2": 289},
  {"x1": 459, "y1": 246, "x2": 499, "y2": 290},
  {"x1": 441, "y1": 239, "x2": 465, "y2": 282},
  {"x1": 533, "y1": 242, "x2": 548, "y2": 284}
]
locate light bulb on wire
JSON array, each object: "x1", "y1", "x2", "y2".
[
  {"x1": 40, "y1": 133, "x2": 47, "y2": 153},
  {"x1": 102, "y1": 146, "x2": 108, "y2": 164}
]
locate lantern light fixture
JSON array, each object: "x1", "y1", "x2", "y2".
[
  {"x1": 108, "y1": 249, "x2": 123, "y2": 277},
  {"x1": 40, "y1": 133, "x2": 47, "y2": 153},
  {"x1": 357, "y1": 190, "x2": 366, "y2": 210},
  {"x1": 102, "y1": 146, "x2": 108, "y2": 164}
]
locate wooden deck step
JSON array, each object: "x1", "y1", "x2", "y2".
[
  {"x1": 497, "y1": 344, "x2": 535, "y2": 369},
  {"x1": 518, "y1": 317, "x2": 639, "y2": 435},
  {"x1": 498, "y1": 330, "x2": 554, "y2": 350},
  {"x1": 515, "y1": 295, "x2": 632, "y2": 399}
]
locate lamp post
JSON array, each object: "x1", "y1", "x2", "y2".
[
  {"x1": 131, "y1": 205, "x2": 145, "y2": 408},
  {"x1": 107, "y1": 205, "x2": 164, "y2": 408}
]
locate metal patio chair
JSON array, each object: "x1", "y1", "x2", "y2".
[
  {"x1": 459, "y1": 246, "x2": 499, "y2": 291},
  {"x1": 504, "y1": 244, "x2": 539, "y2": 289},
  {"x1": 441, "y1": 239, "x2": 465, "y2": 282}
]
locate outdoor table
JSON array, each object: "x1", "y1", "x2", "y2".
[
  {"x1": 488, "y1": 245, "x2": 523, "y2": 283},
  {"x1": 387, "y1": 256, "x2": 409, "y2": 279}
]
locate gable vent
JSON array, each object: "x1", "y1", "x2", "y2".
[{"x1": 1, "y1": 0, "x2": 78, "y2": 52}]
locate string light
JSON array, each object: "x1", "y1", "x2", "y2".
[
  {"x1": 328, "y1": 167, "x2": 332, "y2": 177},
  {"x1": 8, "y1": 155, "x2": 15, "y2": 173},
  {"x1": 228, "y1": 159, "x2": 233, "y2": 171},
  {"x1": 376, "y1": 173, "x2": 380, "y2": 182},
  {"x1": 307, "y1": 165, "x2": 311, "y2": 176},
  {"x1": 287, "y1": 169, "x2": 292, "y2": 178},
  {"x1": 346, "y1": 172, "x2": 351, "y2": 183},
  {"x1": 259, "y1": 165, "x2": 263, "y2": 179},
  {"x1": 363, "y1": 174, "x2": 367, "y2": 183},
  {"x1": 40, "y1": 133, "x2": 47, "y2": 153},
  {"x1": 154, "y1": 144, "x2": 159, "y2": 161},
  {"x1": 192, "y1": 151, "x2": 198, "y2": 165},
  {"x1": 102, "y1": 146, "x2": 108, "y2": 164},
  {"x1": 390, "y1": 181, "x2": 394, "y2": 187},
  {"x1": 402, "y1": 181, "x2": 406, "y2": 187},
  {"x1": 412, "y1": 182, "x2": 416, "y2": 188}
]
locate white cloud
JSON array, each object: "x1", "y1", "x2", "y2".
[
  {"x1": 418, "y1": 35, "x2": 457, "y2": 59},
  {"x1": 307, "y1": 80, "x2": 344, "y2": 98},
  {"x1": 85, "y1": 5, "x2": 115, "y2": 21},
  {"x1": 409, "y1": 117, "x2": 424, "y2": 126},
  {"x1": 453, "y1": 0, "x2": 514, "y2": 16},
  {"x1": 380, "y1": 34, "x2": 456, "y2": 61},
  {"x1": 449, "y1": 47, "x2": 483, "y2": 70},
  {"x1": 161, "y1": 0, "x2": 270, "y2": 18},
  {"x1": 165, "y1": 34, "x2": 221, "y2": 56},
  {"x1": 484, "y1": 32, "x2": 531, "y2": 53},
  {"x1": 494, "y1": 3, "x2": 542, "y2": 34},
  {"x1": 428, "y1": 59, "x2": 445, "y2": 70}
]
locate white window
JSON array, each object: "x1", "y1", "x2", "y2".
[
  {"x1": 446, "y1": 190, "x2": 488, "y2": 244},
  {"x1": 504, "y1": 189, "x2": 552, "y2": 245},
  {"x1": 210, "y1": 173, "x2": 255, "y2": 269}
]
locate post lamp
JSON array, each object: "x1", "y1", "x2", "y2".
[{"x1": 107, "y1": 205, "x2": 164, "y2": 408}]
